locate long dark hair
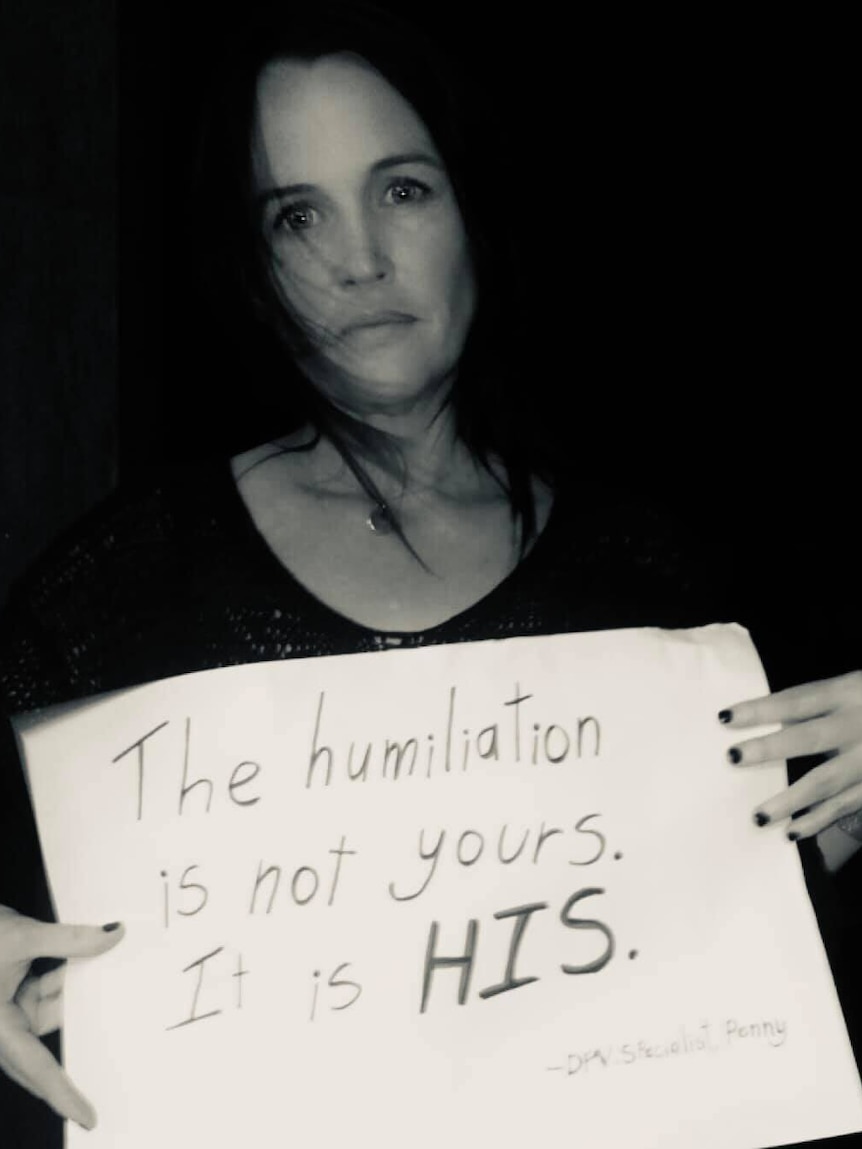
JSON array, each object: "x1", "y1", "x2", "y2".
[{"x1": 187, "y1": 0, "x2": 556, "y2": 549}]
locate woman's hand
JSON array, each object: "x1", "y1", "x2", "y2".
[
  {"x1": 719, "y1": 671, "x2": 862, "y2": 839},
  {"x1": 0, "y1": 906, "x2": 124, "y2": 1129}
]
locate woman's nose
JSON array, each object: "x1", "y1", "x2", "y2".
[{"x1": 335, "y1": 214, "x2": 391, "y2": 287}]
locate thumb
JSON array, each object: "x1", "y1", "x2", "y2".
[{"x1": 16, "y1": 920, "x2": 126, "y2": 963}]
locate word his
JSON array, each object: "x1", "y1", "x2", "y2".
[{"x1": 420, "y1": 889, "x2": 614, "y2": 1013}]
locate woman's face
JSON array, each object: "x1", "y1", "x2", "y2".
[{"x1": 251, "y1": 54, "x2": 477, "y2": 416}]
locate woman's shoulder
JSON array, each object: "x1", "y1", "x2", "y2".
[
  {"x1": 0, "y1": 459, "x2": 242, "y2": 709},
  {"x1": 547, "y1": 471, "x2": 710, "y2": 576},
  {"x1": 519, "y1": 469, "x2": 740, "y2": 633},
  {"x1": 6, "y1": 460, "x2": 234, "y2": 608}
]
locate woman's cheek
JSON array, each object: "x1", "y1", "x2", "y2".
[
  {"x1": 406, "y1": 218, "x2": 473, "y2": 306},
  {"x1": 270, "y1": 255, "x2": 337, "y2": 332}
]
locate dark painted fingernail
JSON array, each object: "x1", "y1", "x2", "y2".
[
  {"x1": 102, "y1": 922, "x2": 121, "y2": 932},
  {"x1": 727, "y1": 747, "x2": 742, "y2": 764},
  {"x1": 718, "y1": 709, "x2": 733, "y2": 724},
  {"x1": 754, "y1": 811, "x2": 770, "y2": 827},
  {"x1": 787, "y1": 831, "x2": 800, "y2": 842}
]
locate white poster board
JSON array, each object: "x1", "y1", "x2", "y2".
[{"x1": 16, "y1": 625, "x2": 862, "y2": 1148}]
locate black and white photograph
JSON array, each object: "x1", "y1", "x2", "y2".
[{"x1": 1, "y1": 2, "x2": 858, "y2": 1146}]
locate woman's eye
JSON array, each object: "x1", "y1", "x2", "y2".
[
  {"x1": 273, "y1": 203, "x2": 318, "y2": 233},
  {"x1": 384, "y1": 179, "x2": 432, "y2": 205}
]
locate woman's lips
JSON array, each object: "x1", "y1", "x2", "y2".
[{"x1": 341, "y1": 312, "x2": 417, "y2": 336}]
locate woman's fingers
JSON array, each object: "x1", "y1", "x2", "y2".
[
  {"x1": 29, "y1": 966, "x2": 65, "y2": 1002},
  {"x1": 780, "y1": 778, "x2": 862, "y2": 840},
  {"x1": 15, "y1": 965, "x2": 66, "y2": 1037},
  {"x1": 0, "y1": 1003, "x2": 96, "y2": 1129},
  {"x1": 0, "y1": 909, "x2": 126, "y2": 1123},
  {"x1": 718, "y1": 672, "x2": 862, "y2": 838},
  {"x1": 722, "y1": 671, "x2": 862, "y2": 729},
  {"x1": 753, "y1": 749, "x2": 862, "y2": 830},
  {"x1": 3, "y1": 915, "x2": 125, "y2": 963},
  {"x1": 725, "y1": 714, "x2": 840, "y2": 766}
]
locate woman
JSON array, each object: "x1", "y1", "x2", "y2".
[{"x1": 1, "y1": 2, "x2": 860, "y2": 1140}]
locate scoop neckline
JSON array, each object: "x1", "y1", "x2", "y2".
[{"x1": 216, "y1": 456, "x2": 563, "y2": 641}]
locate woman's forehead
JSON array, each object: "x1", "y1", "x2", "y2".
[{"x1": 252, "y1": 55, "x2": 439, "y2": 187}]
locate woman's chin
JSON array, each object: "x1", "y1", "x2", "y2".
[
  {"x1": 322, "y1": 359, "x2": 454, "y2": 419},
  {"x1": 338, "y1": 381, "x2": 444, "y2": 419}
]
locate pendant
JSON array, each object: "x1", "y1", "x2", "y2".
[{"x1": 366, "y1": 502, "x2": 394, "y2": 535}]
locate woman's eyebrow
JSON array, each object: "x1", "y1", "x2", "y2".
[
  {"x1": 256, "y1": 152, "x2": 442, "y2": 206},
  {"x1": 257, "y1": 181, "x2": 316, "y2": 207},
  {"x1": 371, "y1": 151, "x2": 442, "y2": 173}
]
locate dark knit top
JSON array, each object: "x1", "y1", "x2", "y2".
[{"x1": 1, "y1": 460, "x2": 859, "y2": 1148}]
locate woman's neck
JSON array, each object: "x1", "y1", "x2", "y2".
[{"x1": 281, "y1": 406, "x2": 495, "y2": 505}]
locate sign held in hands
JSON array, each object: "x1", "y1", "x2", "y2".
[{"x1": 17, "y1": 625, "x2": 862, "y2": 1148}]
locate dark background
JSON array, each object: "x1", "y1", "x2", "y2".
[
  {"x1": 0, "y1": 3, "x2": 857, "y2": 1144},
  {"x1": 0, "y1": 0, "x2": 117, "y2": 608}
]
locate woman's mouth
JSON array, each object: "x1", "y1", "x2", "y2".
[{"x1": 341, "y1": 312, "x2": 418, "y2": 336}]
